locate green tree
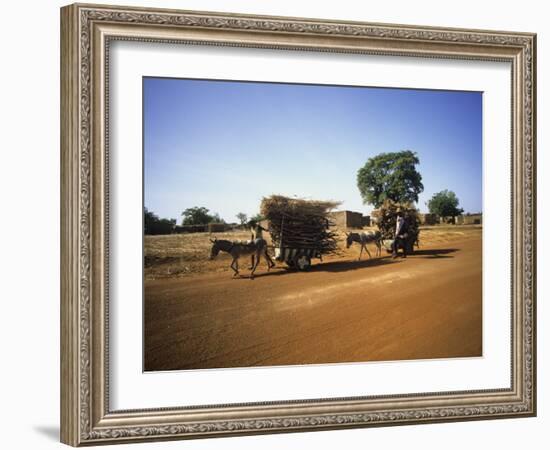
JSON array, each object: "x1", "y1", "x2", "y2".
[
  {"x1": 144, "y1": 208, "x2": 176, "y2": 235},
  {"x1": 236, "y1": 212, "x2": 248, "y2": 225},
  {"x1": 427, "y1": 190, "x2": 464, "y2": 217},
  {"x1": 357, "y1": 151, "x2": 424, "y2": 208},
  {"x1": 181, "y1": 206, "x2": 224, "y2": 225}
]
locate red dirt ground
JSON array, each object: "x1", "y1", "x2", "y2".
[{"x1": 144, "y1": 230, "x2": 482, "y2": 371}]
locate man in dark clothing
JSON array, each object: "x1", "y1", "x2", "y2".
[{"x1": 392, "y1": 211, "x2": 409, "y2": 258}]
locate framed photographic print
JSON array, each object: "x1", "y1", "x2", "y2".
[{"x1": 60, "y1": 3, "x2": 537, "y2": 446}]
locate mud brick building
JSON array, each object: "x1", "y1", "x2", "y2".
[{"x1": 330, "y1": 210, "x2": 370, "y2": 229}]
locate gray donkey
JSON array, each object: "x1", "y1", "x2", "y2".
[
  {"x1": 345, "y1": 231, "x2": 382, "y2": 260},
  {"x1": 209, "y1": 238, "x2": 275, "y2": 279}
]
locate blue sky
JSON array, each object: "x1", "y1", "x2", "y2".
[{"x1": 144, "y1": 77, "x2": 482, "y2": 223}]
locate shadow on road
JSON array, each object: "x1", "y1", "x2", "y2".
[
  {"x1": 241, "y1": 248, "x2": 458, "y2": 279},
  {"x1": 312, "y1": 257, "x2": 399, "y2": 273},
  {"x1": 247, "y1": 256, "x2": 399, "y2": 279},
  {"x1": 410, "y1": 248, "x2": 458, "y2": 259}
]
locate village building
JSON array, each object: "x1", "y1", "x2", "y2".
[
  {"x1": 329, "y1": 210, "x2": 370, "y2": 229},
  {"x1": 418, "y1": 213, "x2": 439, "y2": 225},
  {"x1": 456, "y1": 213, "x2": 483, "y2": 225}
]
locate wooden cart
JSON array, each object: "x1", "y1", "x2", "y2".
[{"x1": 271, "y1": 214, "x2": 324, "y2": 270}]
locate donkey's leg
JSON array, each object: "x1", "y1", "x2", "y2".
[
  {"x1": 248, "y1": 254, "x2": 254, "y2": 270},
  {"x1": 231, "y1": 257, "x2": 239, "y2": 277},
  {"x1": 365, "y1": 245, "x2": 372, "y2": 259},
  {"x1": 375, "y1": 241, "x2": 381, "y2": 257},
  {"x1": 358, "y1": 243, "x2": 364, "y2": 261}
]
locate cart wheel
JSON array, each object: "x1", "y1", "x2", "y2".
[{"x1": 295, "y1": 255, "x2": 311, "y2": 271}]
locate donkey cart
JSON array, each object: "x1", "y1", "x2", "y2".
[
  {"x1": 260, "y1": 195, "x2": 339, "y2": 272},
  {"x1": 274, "y1": 245, "x2": 321, "y2": 271},
  {"x1": 270, "y1": 213, "x2": 329, "y2": 271},
  {"x1": 381, "y1": 230, "x2": 419, "y2": 255}
]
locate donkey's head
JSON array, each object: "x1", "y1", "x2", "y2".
[
  {"x1": 345, "y1": 232, "x2": 353, "y2": 249},
  {"x1": 209, "y1": 238, "x2": 220, "y2": 260}
]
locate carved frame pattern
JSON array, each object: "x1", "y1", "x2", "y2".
[{"x1": 60, "y1": 3, "x2": 536, "y2": 446}]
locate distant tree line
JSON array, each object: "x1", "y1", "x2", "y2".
[
  {"x1": 145, "y1": 206, "x2": 232, "y2": 235},
  {"x1": 181, "y1": 207, "x2": 225, "y2": 225},
  {"x1": 235, "y1": 212, "x2": 264, "y2": 226},
  {"x1": 144, "y1": 208, "x2": 176, "y2": 235}
]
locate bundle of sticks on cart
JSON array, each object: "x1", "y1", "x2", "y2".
[
  {"x1": 371, "y1": 199, "x2": 421, "y2": 253},
  {"x1": 260, "y1": 195, "x2": 340, "y2": 263}
]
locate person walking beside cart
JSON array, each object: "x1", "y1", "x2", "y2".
[
  {"x1": 249, "y1": 219, "x2": 267, "y2": 243},
  {"x1": 248, "y1": 219, "x2": 275, "y2": 269},
  {"x1": 392, "y1": 210, "x2": 409, "y2": 258}
]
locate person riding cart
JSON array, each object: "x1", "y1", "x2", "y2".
[{"x1": 392, "y1": 210, "x2": 409, "y2": 258}]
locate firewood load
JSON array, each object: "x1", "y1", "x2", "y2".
[
  {"x1": 371, "y1": 199, "x2": 421, "y2": 242},
  {"x1": 260, "y1": 195, "x2": 341, "y2": 253}
]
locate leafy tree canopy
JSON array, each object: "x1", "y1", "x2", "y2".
[
  {"x1": 357, "y1": 150, "x2": 424, "y2": 208},
  {"x1": 181, "y1": 206, "x2": 224, "y2": 225},
  {"x1": 427, "y1": 190, "x2": 464, "y2": 217}
]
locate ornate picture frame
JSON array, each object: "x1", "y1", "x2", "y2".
[{"x1": 60, "y1": 3, "x2": 536, "y2": 446}]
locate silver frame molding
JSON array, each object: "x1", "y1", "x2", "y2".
[{"x1": 60, "y1": 3, "x2": 536, "y2": 446}]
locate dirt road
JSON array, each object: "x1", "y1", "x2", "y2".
[{"x1": 144, "y1": 234, "x2": 482, "y2": 371}]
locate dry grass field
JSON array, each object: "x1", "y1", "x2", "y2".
[
  {"x1": 144, "y1": 225, "x2": 483, "y2": 371},
  {"x1": 144, "y1": 229, "x2": 266, "y2": 279}
]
